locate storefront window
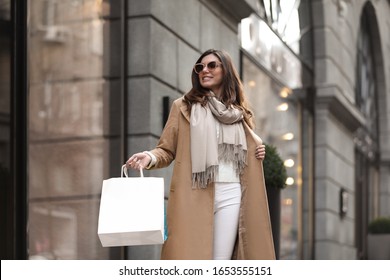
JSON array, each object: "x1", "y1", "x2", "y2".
[
  {"x1": 240, "y1": 14, "x2": 302, "y2": 90},
  {"x1": 242, "y1": 55, "x2": 300, "y2": 259},
  {"x1": 27, "y1": 0, "x2": 118, "y2": 259},
  {"x1": 251, "y1": 0, "x2": 301, "y2": 54},
  {"x1": 240, "y1": 0, "x2": 312, "y2": 259}
]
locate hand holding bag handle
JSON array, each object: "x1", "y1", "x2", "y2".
[{"x1": 122, "y1": 164, "x2": 143, "y2": 178}]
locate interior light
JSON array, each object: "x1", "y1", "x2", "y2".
[
  {"x1": 277, "y1": 103, "x2": 289, "y2": 111},
  {"x1": 279, "y1": 87, "x2": 292, "y2": 98},
  {"x1": 284, "y1": 159, "x2": 295, "y2": 167},
  {"x1": 286, "y1": 177, "x2": 294, "y2": 185},
  {"x1": 282, "y1": 133, "x2": 294, "y2": 140},
  {"x1": 248, "y1": 80, "x2": 256, "y2": 88},
  {"x1": 283, "y1": 198, "x2": 293, "y2": 206}
]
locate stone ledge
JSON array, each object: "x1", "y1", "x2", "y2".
[
  {"x1": 316, "y1": 85, "x2": 365, "y2": 132},
  {"x1": 213, "y1": 0, "x2": 254, "y2": 22}
]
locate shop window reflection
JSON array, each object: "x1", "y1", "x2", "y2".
[
  {"x1": 29, "y1": 206, "x2": 77, "y2": 260},
  {"x1": 28, "y1": 0, "x2": 112, "y2": 259},
  {"x1": 243, "y1": 55, "x2": 299, "y2": 259}
]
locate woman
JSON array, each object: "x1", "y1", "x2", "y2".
[{"x1": 126, "y1": 49, "x2": 275, "y2": 260}]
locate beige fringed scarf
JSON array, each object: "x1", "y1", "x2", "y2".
[{"x1": 190, "y1": 96, "x2": 247, "y2": 188}]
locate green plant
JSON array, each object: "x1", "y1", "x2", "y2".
[
  {"x1": 263, "y1": 144, "x2": 287, "y2": 189},
  {"x1": 368, "y1": 217, "x2": 390, "y2": 234}
]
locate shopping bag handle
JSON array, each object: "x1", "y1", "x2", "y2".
[{"x1": 121, "y1": 164, "x2": 144, "y2": 178}]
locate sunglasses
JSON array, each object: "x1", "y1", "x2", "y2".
[{"x1": 193, "y1": 61, "x2": 222, "y2": 74}]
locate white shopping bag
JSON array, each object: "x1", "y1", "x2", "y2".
[{"x1": 98, "y1": 165, "x2": 164, "y2": 247}]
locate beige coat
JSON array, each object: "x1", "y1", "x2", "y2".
[{"x1": 150, "y1": 97, "x2": 275, "y2": 260}]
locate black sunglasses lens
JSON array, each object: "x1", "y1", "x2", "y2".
[
  {"x1": 207, "y1": 61, "x2": 217, "y2": 69},
  {"x1": 195, "y1": 64, "x2": 204, "y2": 73}
]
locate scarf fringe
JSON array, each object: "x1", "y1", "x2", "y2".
[
  {"x1": 192, "y1": 165, "x2": 219, "y2": 189},
  {"x1": 218, "y1": 143, "x2": 247, "y2": 177},
  {"x1": 192, "y1": 144, "x2": 247, "y2": 188}
]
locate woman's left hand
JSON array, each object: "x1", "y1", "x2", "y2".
[{"x1": 255, "y1": 144, "x2": 266, "y2": 160}]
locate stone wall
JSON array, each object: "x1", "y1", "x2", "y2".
[{"x1": 312, "y1": 0, "x2": 390, "y2": 259}]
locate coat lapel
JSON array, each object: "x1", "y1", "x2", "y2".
[{"x1": 179, "y1": 103, "x2": 190, "y2": 123}]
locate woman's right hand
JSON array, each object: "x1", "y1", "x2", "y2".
[
  {"x1": 255, "y1": 144, "x2": 266, "y2": 160},
  {"x1": 126, "y1": 152, "x2": 152, "y2": 170}
]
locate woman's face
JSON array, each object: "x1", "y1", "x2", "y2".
[{"x1": 197, "y1": 54, "x2": 223, "y2": 96}]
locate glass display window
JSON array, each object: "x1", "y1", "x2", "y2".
[{"x1": 242, "y1": 55, "x2": 300, "y2": 259}]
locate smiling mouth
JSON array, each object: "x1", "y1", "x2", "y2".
[{"x1": 202, "y1": 76, "x2": 213, "y2": 81}]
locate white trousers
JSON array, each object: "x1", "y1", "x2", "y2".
[{"x1": 213, "y1": 182, "x2": 242, "y2": 260}]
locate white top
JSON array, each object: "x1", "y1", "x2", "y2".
[{"x1": 215, "y1": 122, "x2": 240, "y2": 183}]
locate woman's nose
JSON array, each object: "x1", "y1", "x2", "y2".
[{"x1": 202, "y1": 66, "x2": 210, "y2": 73}]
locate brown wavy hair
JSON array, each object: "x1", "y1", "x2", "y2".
[{"x1": 183, "y1": 49, "x2": 254, "y2": 128}]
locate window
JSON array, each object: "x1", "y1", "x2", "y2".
[
  {"x1": 354, "y1": 5, "x2": 380, "y2": 260},
  {"x1": 27, "y1": 0, "x2": 119, "y2": 259},
  {"x1": 242, "y1": 55, "x2": 300, "y2": 259},
  {"x1": 253, "y1": 0, "x2": 302, "y2": 54}
]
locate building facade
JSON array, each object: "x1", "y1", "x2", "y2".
[{"x1": 1, "y1": 0, "x2": 389, "y2": 260}]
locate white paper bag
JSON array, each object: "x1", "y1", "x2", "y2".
[{"x1": 98, "y1": 165, "x2": 164, "y2": 247}]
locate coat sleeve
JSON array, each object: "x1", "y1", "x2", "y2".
[{"x1": 149, "y1": 99, "x2": 181, "y2": 168}]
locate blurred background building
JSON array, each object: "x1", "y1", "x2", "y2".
[{"x1": 1, "y1": 0, "x2": 389, "y2": 260}]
